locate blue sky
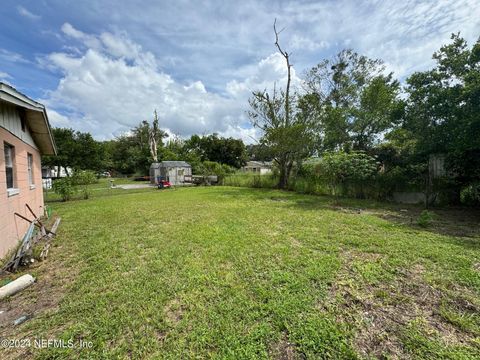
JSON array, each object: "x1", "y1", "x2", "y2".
[{"x1": 0, "y1": 0, "x2": 479, "y2": 142}]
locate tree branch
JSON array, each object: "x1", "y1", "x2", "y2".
[{"x1": 273, "y1": 18, "x2": 292, "y2": 127}]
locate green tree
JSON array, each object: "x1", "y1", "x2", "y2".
[
  {"x1": 107, "y1": 114, "x2": 168, "y2": 175},
  {"x1": 184, "y1": 134, "x2": 247, "y2": 168},
  {"x1": 42, "y1": 128, "x2": 106, "y2": 175},
  {"x1": 245, "y1": 143, "x2": 273, "y2": 161},
  {"x1": 402, "y1": 34, "x2": 480, "y2": 195},
  {"x1": 304, "y1": 49, "x2": 401, "y2": 152}
]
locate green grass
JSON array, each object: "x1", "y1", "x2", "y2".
[
  {"x1": 4, "y1": 186, "x2": 480, "y2": 359},
  {"x1": 43, "y1": 177, "x2": 149, "y2": 202}
]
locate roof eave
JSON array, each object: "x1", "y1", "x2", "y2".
[{"x1": 0, "y1": 83, "x2": 57, "y2": 155}]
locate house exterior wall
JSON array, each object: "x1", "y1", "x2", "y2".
[{"x1": 0, "y1": 121, "x2": 44, "y2": 258}]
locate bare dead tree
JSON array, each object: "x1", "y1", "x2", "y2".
[
  {"x1": 248, "y1": 20, "x2": 320, "y2": 189},
  {"x1": 149, "y1": 110, "x2": 159, "y2": 162},
  {"x1": 274, "y1": 18, "x2": 292, "y2": 127}
]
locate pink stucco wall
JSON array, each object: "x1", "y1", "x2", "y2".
[{"x1": 0, "y1": 127, "x2": 44, "y2": 258}]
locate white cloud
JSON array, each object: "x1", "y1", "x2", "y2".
[
  {"x1": 47, "y1": 109, "x2": 72, "y2": 127},
  {"x1": 42, "y1": 24, "x2": 292, "y2": 143},
  {"x1": 290, "y1": 35, "x2": 329, "y2": 52},
  {"x1": 17, "y1": 6, "x2": 40, "y2": 20},
  {"x1": 226, "y1": 53, "x2": 301, "y2": 99},
  {"x1": 0, "y1": 71, "x2": 11, "y2": 80},
  {"x1": 61, "y1": 23, "x2": 103, "y2": 50},
  {"x1": 33, "y1": 1, "x2": 480, "y2": 143},
  {"x1": 0, "y1": 49, "x2": 29, "y2": 63}
]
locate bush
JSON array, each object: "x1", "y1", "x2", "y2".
[
  {"x1": 460, "y1": 183, "x2": 480, "y2": 206},
  {"x1": 72, "y1": 170, "x2": 98, "y2": 199},
  {"x1": 52, "y1": 177, "x2": 76, "y2": 201},
  {"x1": 316, "y1": 152, "x2": 378, "y2": 198},
  {"x1": 417, "y1": 210, "x2": 434, "y2": 227},
  {"x1": 197, "y1": 161, "x2": 235, "y2": 185}
]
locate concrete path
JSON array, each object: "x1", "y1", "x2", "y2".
[{"x1": 116, "y1": 184, "x2": 154, "y2": 190}]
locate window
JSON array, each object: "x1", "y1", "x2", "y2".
[
  {"x1": 177, "y1": 169, "x2": 184, "y2": 176},
  {"x1": 28, "y1": 153, "x2": 34, "y2": 186},
  {"x1": 4, "y1": 143, "x2": 15, "y2": 189}
]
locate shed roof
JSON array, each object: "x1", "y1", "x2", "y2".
[
  {"x1": 0, "y1": 82, "x2": 56, "y2": 155},
  {"x1": 245, "y1": 161, "x2": 272, "y2": 167},
  {"x1": 152, "y1": 161, "x2": 191, "y2": 168}
]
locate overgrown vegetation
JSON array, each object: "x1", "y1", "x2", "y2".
[
  {"x1": 51, "y1": 170, "x2": 98, "y2": 201},
  {"x1": 246, "y1": 29, "x2": 479, "y2": 204},
  {"x1": 42, "y1": 32, "x2": 479, "y2": 206}
]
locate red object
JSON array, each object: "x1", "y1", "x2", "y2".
[{"x1": 157, "y1": 180, "x2": 171, "y2": 189}]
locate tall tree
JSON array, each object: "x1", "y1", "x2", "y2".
[
  {"x1": 248, "y1": 20, "x2": 320, "y2": 189},
  {"x1": 42, "y1": 128, "x2": 106, "y2": 174},
  {"x1": 304, "y1": 49, "x2": 401, "y2": 152},
  {"x1": 106, "y1": 113, "x2": 168, "y2": 175},
  {"x1": 402, "y1": 33, "x2": 480, "y2": 188},
  {"x1": 184, "y1": 134, "x2": 247, "y2": 168},
  {"x1": 149, "y1": 110, "x2": 160, "y2": 162}
]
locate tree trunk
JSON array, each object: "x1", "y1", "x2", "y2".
[
  {"x1": 277, "y1": 156, "x2": 288, "y2": 189},
  {"x1": 278, "y1": 166, "x2": 288, "y2": 189},
  {"x1": 277, "y1": 158, "x2": 293, "y2": 189}
]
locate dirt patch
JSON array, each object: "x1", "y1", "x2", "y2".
[
  {"x1": 378, "y1": 207, "x2": 480, "y2": 238},
  {"x1": 270, "y1": 332, "x2": 304, "y2": 360},
  {"x1": 322, "y1": 250, "x2": 478, "y2": 358},
  {"x1": 163, "y1": 298, "x2": 185, "y2": 326},
  {"x1": 0, "y1": 241, "x2": 78, "y2": 360},
  {"x1": 335, "y1": 207, "x2": 363, "y2": 215},
  {"x1": 0, "y1": 244, "x2": 77, "y2": 332}
]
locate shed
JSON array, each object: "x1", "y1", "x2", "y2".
[{"x1": 150, "y1": 161, "x2": 192, "y2": 185}]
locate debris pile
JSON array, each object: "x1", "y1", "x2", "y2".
[{"x1": 2, "y1": 204, "x2": 61, "y2": 273}]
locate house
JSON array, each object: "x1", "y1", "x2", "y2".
[
  {"x1": 0, "y1": 83, "x2": 56, "y2": 258},
  {"x1": 150, "y1": 161, "x2": 192, "y2": 185},
  {"x1": 242, "y1": 161, "x2": 272, "y2": 175},
  {"x1": 41, "y1": 165, "x2": 72, "y2": 189}
]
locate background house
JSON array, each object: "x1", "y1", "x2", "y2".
[
  {"x1": 0, "y1": 82, "x2": 56, "y2": 258},
  {"x1": 242, "y1": 161, "x2": 272, "y2": 175},
  {"x1": 41, "y1": 165, "x2": 72, "y2": 189},
  {"x1": 150, "y1": 161, "x2": 192, "y2": 185}
]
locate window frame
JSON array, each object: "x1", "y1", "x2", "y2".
[
  {"x1": 4, "y1": 142, "x2": 18, "y2": 195},
  {"x1": 27, "y1": 152, "x2": 35, "y2": 188}
]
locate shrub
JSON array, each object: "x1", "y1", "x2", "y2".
[
  {"x1": 197, "y1": 161, "x2": 235, "y2": 184},
  {"x1": 72, "y1": 170, "x2": 98, "y2": 199},
  {"x1": 460, "y1": 183, "x2": 480, "y2": 206},
  {"x1": 417, "y1": 210, "x2": 434, "y2": 228},
  {"x1": 316, "y1": 151, "x2": 378, "y2": 198},
  {"x1": 52, "y1": 177, "x2": 76, "y2": 201}
]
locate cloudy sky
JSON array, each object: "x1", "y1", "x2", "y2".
[{"x1": 0, "y1": 0, "x2": 479, "y2": 142}]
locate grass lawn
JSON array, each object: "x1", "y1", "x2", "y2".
[{"x1": 1, "y1": 186, "x2": 479, "y2": 359}]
